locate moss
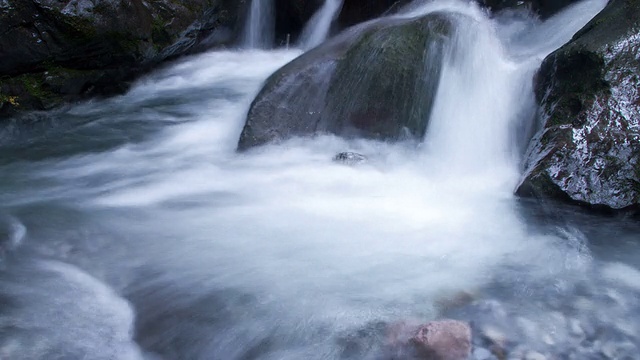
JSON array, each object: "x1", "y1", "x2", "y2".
[
  {"x1": 325, "y1": 14, "x2": 452, "y2": 139},
  {"x1": 151, "y1": 17, "x2": 173, "y2": 49},
  {"x1": 0, "y1": 92, "x2": 20, "y2": 108},
  {"x1": 39, "y1": 7, "x2": 98, "y2": 43}
]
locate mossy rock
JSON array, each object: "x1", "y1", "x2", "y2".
[
  {"x1": 0, "y1": 0, "x2": 244, "y2": 119},
  {"x1": 324, "y1": 14, "x2": 450, "y2": 139},
  {"x1": 238, "y1": 13, "x2": 453, "y2": 150},
  {"x1": 517, "y1": 0, "x2": 640, "y2": 211}
]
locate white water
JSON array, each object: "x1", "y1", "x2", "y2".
[
  {"x1": 0, "y1": 1, "x2": 620, "y2": 359},
  {"x1": 298, "y1": 0, "x2": 343, "y2": 49},
  {"x1": 243, "y1": 0, "x2": 275, "y2": 49}
]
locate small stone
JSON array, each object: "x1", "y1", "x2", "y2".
[
  {"x1": 411, "y1": 320, "x2": 472, "y2": 360},
  {"x1": 480, "y1": 326, "x2": 509, "y2": 349},
  {"x1": 332, "y1": 151, "x2": 367, "y2": 165},
  {"x1": 473, "y1": 347, "x2": 492, "y2": 360}
]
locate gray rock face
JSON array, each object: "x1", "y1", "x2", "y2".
[
  {"x1": 516, "y1": 0, "x2": 640, "y2": 211},
  {"x1": 238, "y1": 12, "x2": 453, "y2": 150}
]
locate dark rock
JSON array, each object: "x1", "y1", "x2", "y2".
[
  {"x1": 237, "y1": 12, "x2": 452, "y2": 150},
  {"x1": 273, "y1": 0, "x2": 416, "y2": 47},
  {"x1": 274, "y1": 0, "x2": 323, "y2": 45},
  {"x1": 333, "y1": 151, "x2": 367, "y2": 165},
  {"x1": 410, "y1": 320, "x2": 472, "y2": 360},
  {"x1": 0, "y1": 0, "x2": 245, "y2": 118},
  {"x1": 516, "y1": 0, "x2": 640, "y2": 211}
]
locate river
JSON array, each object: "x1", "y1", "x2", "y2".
[{"x1": 1, "y1": 0, "x2": 639, "y2": 359}]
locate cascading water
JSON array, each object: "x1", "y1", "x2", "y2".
[
  {"x1": 242, "y1": 0, "x2": 275, "y2": 49},
  {"x1": 298, "y1": 0, "x2": 343, "y2": 49},
  {"x1": 2, "y1": 1, "x2": 637, "y2": 360}
]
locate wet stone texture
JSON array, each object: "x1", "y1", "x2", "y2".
[{"x1": 517, "y1": 0, "x2": 640, "y2": 211}]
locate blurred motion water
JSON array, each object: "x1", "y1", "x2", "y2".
[{"x1": 2, "y1": 1, "x2": 638, "y2": 359}]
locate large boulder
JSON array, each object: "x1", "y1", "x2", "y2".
[
  {"x1": 0, "y1": 0, "x2": 244, "y2": 118},
  {"x1": 237, "y1": 12, "x2": 453, "y2": 150},
  {"x1": 516, "y1": 0, "x2": 640, "y2": 211}
]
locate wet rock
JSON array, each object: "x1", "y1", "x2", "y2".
[
  {"x1": 333, "y1": 151, "x2": 367, "y2": 165},
  {"x1": 0, "y1": 0, "x2": 244, "y2": 118},
  {"x1": 516, "y1": 0, "x2": 640, "y2": 212},
  {"x1": 411, "y1": 320, "x2": 472, "y2": 360},
  {"x1": 237, "y1": 12, "x2": 452, "y2": 150},
  {"x1": 274, "y1": 0, "x2": 324, "y2": 44},
  {"x1": 479, "y1": 325, "x2": 509, "y2": 351}
]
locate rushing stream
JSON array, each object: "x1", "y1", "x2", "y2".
[{"x1": 1, "y1": 0, "x2": 640, "y2": 359}]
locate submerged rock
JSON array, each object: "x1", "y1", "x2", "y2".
[
  {"x1": 410, "y1": 320, "x2": 472, "y2": 360},
  {"x1": 237, "y1": 12, "x2": 453, "y2": 150},
  {"x1": 516, "y1": 0, "x2": 640, "y2": 211},
  {"x1": 333, "y1": 151, "x2": 367, "y2": 165}
]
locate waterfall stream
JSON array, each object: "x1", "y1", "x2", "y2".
[
  {"x1": 298, "y1": 0, "x2": 343, "y2": 49},
  {"x1": 242, "y1": 0, "x2": 275, "y2": 49},
  {"x1": 1, "y1": 1, "x2": 637, "y2": 360}
]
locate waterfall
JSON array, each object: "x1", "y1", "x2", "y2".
[
  {"x1": 423, "y1": 6, "x2": 525, "y2": 173},
  {"x1": 416, "y1": 0, "x2": 608, "y2": 176},
  {"x1": 298, "y1": 0, "x2": 343, "y2": 50},
  {"x1": 242, "y1": 0, "x2": 275, "y2": 49}
]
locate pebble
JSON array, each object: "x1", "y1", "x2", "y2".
[
  {"x1": 332, "y1": 152, "x2": 367, "y2": 165},
  {"x1": 480, "y1": 325, "x2": 509, "y2": 349}
]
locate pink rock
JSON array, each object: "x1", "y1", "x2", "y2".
[{"x1": 411, "y1": 320, "x2": 472, "y2": 360}]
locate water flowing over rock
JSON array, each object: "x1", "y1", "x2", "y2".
[
  {"x1": 237, "y1": 12, "x2": 452, "y2": 150},
  {"x1": 0, "y1": 0, "x2": 243, "y2": 118},
  {"x1": 298, "y1": 0, "x2": 343, "y2": 50},
  {"x1": 479, "y1": 0, "x2": 579, "y2": 18},
  {"x1": 517, "y1": 0, "x2": 640, "y2": 211}
]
